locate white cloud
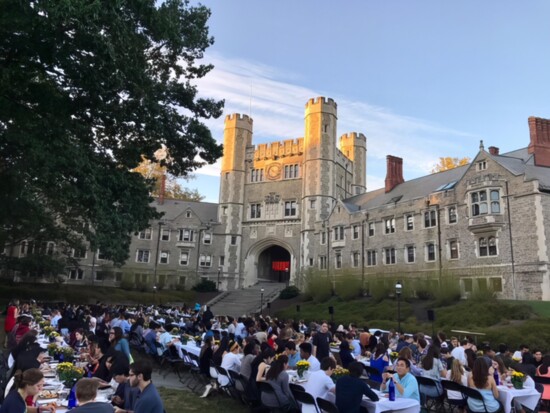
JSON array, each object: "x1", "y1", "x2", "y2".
[{"x1": 194, "y1": 52, "x2": 478, "y2": 185}]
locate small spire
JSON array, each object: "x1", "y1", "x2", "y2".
[{"x1": 479, "y1": 140, "x2": 485, "y2": 151}]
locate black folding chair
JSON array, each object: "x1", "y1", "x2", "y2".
[
  {"x1": 316, "y1": 396, "x2": 340, "y2": 413},
  {"x1": 293, "y1": 389, "x2": 320, "y2": 413},
  {"x1": 460, "y1": 385, "x2": 504, "y2": 413},
  {"x1": 416, "y1": 375, "x2": 445, "y2": 413},
  {"x1": 363, "y1": 365, "x2": 381, "y2": 378},
  {"x1": 441, "y1": 379, "x2": 468, "y2": 413},
  {"x1": 289, "y1": 382, "x2": 306, "y2": 394},
  {"x1": 257, "y1": 381, "x2": 287, "y2": 412}
]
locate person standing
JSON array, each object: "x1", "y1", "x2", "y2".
[
  {"x1": 4, "y1": 299, "x2": 19, "y2": 348},
  {"x1": 312, "y1": 322, "x2": 332, "y2": 361},
  {"x1": 115, "y1": 359, "x2": 164, "y2": 413}
]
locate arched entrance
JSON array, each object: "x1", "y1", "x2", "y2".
[{"x1": 257, "y1": 245, "x2": 291, "y2": 283}]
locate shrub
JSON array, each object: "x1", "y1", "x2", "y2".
[
  {"x1": 304, "y1": 271, "x2": 332, "y2": 303},
  {"x1": 192, "y1": 279, "x2": 217, "y2": 292},
  {"x1": 335, "y1": 275, "x2": 362, "y2": 300},
  {"x1": 279, "y1": 286, "x2": 300, "y2": 299}
]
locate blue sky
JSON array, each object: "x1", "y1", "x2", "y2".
[{"x1": 182, "y1": 0, "x2": 550, "y2": 202}]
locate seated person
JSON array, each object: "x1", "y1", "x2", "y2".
[
  {"x1": 336, "y1": 361, "x2": 379, "y2": 413},
  {"x1": 70, "y1": 378, "x2": 114, "y2": 412},
  {"x1": 303, "y1": 357, "x2": 336, "y2": 413},
  {"x1": 299, "y1": 342, "x2": 320, "y2": 372},
  {"x1": 111, "y1": 361, "x2": 138, "y2": 411},
  {"x1": 381, "y1": 357, "x2": 420, "y2": 402},
  {"x1": 283, "y1": 341, "x2": 301, "y2": 368}
]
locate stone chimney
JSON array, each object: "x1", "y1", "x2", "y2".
[
  {"x1": 488, "y1": 146, "x2": 499, "y2": 156},
  {"x1": 385, "y1": 155, "x2": 404, "y2": 193},
  {"x1": 528, "y1": 117, "x2": 550, "y2": 167}
]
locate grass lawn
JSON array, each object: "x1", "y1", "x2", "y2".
[
  {"x1": 158, "y1": 387, "x2": 248, "y2": 413},
  {"x1": 512, "y1": 300, "x2": 550, "y2": 317}
]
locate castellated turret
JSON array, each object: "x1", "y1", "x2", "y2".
[
  {"x1": 339, "y1": 132, "x2": 367, "y2": 195},
  {"x1": 221, "y1": 114, "x2": 253, "y2": 174}
]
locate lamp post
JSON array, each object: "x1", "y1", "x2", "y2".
[
  {"x1": 217, "y1": 266, "x2": 222, "y2": 291},
  {"x1": 260, "y1": 287, "x2": 264, "y2": 315},
  {"x1": 153, "y1": 284, "x2": 157, "y2": 305},
  {"x1": 395, "y1": 280, "x2": 402, "y2": 333},
  {"x1": 153, "y1": 221, "x2": 164, "y2": 288}
]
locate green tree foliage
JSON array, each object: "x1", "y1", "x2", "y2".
[{"x1": 0, "y1": 0, "x2": 223, "y2": 269}]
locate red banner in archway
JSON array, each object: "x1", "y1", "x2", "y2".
[{"x1": 272, "y1": 261, "x2": 290, "y2": 271}]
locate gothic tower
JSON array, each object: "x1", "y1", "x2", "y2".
[{"x1": 339, "y1": 132, "x2": 367, "y2": 195}]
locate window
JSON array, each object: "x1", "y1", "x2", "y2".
[
  {"x1": 319, "y1": 256, "x2": 327, "y2": 270},
  {"x1": 385, "y1": 218, "x2": 395, "y2": 234},
  {"x1": 219, "y1": 255, "x2": 225, "y2": 266},
  {"x1": 284, "y1": 201, "x2": 297, "y2": 217},
  {"x1": 68, "y1": 268, "x2": 84, "y2": 280},
  {"x1": 406, "y1": 246, "x2": 415, "y2": 263},
  {"x1": 367, "y1": 250, "x2": 377, "y2": 266},
  {"x1": 179, "y1": 251, "x2": 189, "y2": 266},
  {"x1": 185, "y1": 210, "x2": 192, "y2": 218},
  {"x1": 222, "y1": 206, "x2": 228, "y2": 216},
  {"x1": 199, "y1": 254, "x2": 212, "y2": 267},
  {"x1": 490, "y1": 190, "x2": 501, "y2": 213},
  {"x1": 97, "y1": 250, "x2": 107, "y2": 260},
  {"x1": 449, "y1": 240, "x2": 459, "y2": 259},
  {"x1": 426, "y1": 243, "x2": 436, "y2": 261},
  {"x1": 230, "y1": 235, "x2": 237, "y2": 245},
  {"x1": 250, "y1": 203, "x2": 262, "y2": 219},
  {"x1": 309, "y1": 200, "x2": 316, "y2": 209},
  {"x1": 479, "y1": 236, "x2": 498, "y2": 257},
  {"x1": 368, "y1": 222, "x2": 375, "y2": 237},
  {"x1": 161, "y1": 228, "x2": 170, "y2": 241},
  {"x1": 490, "y1": 277, "x2": 503, "y2": 292},
  {"x1": 352, "y1": 225, "x2": 360, "y2": 240},
  {"x1": 136, "y1": 249, "x2": 150, "y2": 263},
  {"x1": 178, "y1": 229, "x2": 194, "y2": 242},
  {"x1": 138, "y1": 228, "x2": 152, "y2": 240},
  {"x1": 203, "y1": 232, "x2": 212, "y2": 244},
  {"x1": 309, "y1": 258, "x2": 314, "y2": 266},
  {"x1": 405, "y1": 214, "x2": 414, "y2": 231},
  {"x1": 284, "y1": 164, "x2": 300, "y2": 179},
  {"x1": 477, "y1": 160, "x2": 487, "y2": 171},
  {"x1": 463, "y1": 278, "x2": 473, "y2": 293},
  {"x1": 250, "y1": 169, "x2": 264, "y2": 182},
  {"x1": 352, "y1": 252, "x2": 360, "y2": 267},
  {"x1": 321, "y1": 231, "x2": 327, "y2": 245},
  {"x1": 333, "y1": 226, "x2": 345, "y2": 241},
  {"x1": 424, "y1": 210, "x2": 437, "y2": 228},
  {"x1": 335, "y1": 252, "x2": 342, "y2": 269},
  {"x1": 471, "y1": 189, "x2": 500, "y2": 216},
  {"x1": 159, "y1": 251, "x2": 169, "y2": 264},
  {"x1": 448, "y1": 207, "x2": 457, "y2": 224},
  {"x1": 385, "y1": 248, "x2": 396, "y2": 265},
  {"x1": 73, "y1": 248, "x2": 87, "y2": 259}
]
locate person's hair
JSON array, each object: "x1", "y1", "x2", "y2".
[
  {"x1": 498, "y1": 343, "x2": 508, "y2": 353},
  {"x1": 348, "y1": 361, "x2": 364, "y2": 378},
  {"x1": 229, "y1": 341, "x2": 240, "y2": 352},
  {"x1": 450, "y1": 359, "x2": 465, "y2": 383},
  {"x1": 111, "y1": 356, "x2": 130, "y2": 376},
  {"x1": 399, "y1": 346, "x2": 412, "y2": 360},
  {"x1": 519, "y1": 344, "x2": 529, "y2": 351},
  {"x1": 212, "y1": 336, "x2": 230, "y2": 365},
  {"x1": 539, "y1": 355, "x2": 550, "y2": 375},
  {"x1": 299, "y1": 342, "x2": 312, "y2": 355},
  {"x1": 418, "y1": 338, "x2": 428, "y2": 349},
  {"x1": 438, "y1": 331, "x2": 447, "y2": 342},
  {"x1": 265, "y1": 354, "x2": 288, "y2": 381},
  {"x1": 13, "y1": 368, "x2": 43, "y2": 389},
  {"x1": 243, "y1": 341, "x2": 256, "y2": 356},
  {"x1": 397, "y1": 357, "x2": 411, "y2": 369},
  {"x1": 13, "y1": 330, "x2": 38, "y2": 358},
  {"x1": 321, "y1": 357, "x2": 336, "y2": 371},
  {"x1": 284, "y1": 341, "x2": 296, "y2": 351},
  {"x1": 465, "y1": 348, "x2": 477, "y2": 369},
  {"x1": 130, "y1": 359, "x2": 153, "y2": 381},
  {"x1": 340, "y1": 340, "x2": 351, "y2": 352},
  {"x1": 472, "y1": 357, "x2": 490, "y2": 389},
  {"x1": 421, "y1": 345, "x2": 440, "y2": 371},
  {"x1": 494, "y1": 357, "x2": 507, "y2": 375},
  {"x1": 75, "y1": 328, "x2": 86, "y2": 339},
  {"x1": 111, "y1": 326, "x2": 123, "y2": 344},
  {"x1": 460, "y1": 339, "x2": 469, "y2": 346},
  {"x1": 76, "y1": 378, "x2": 99, "y2": 403},
  {"x1": 374, "y1": 342, "x2": 386, "y2": 358}
]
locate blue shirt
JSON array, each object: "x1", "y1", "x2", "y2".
[
  {"x1": 0, "y1": 390, "x2": 26, "y2": 413},
  {"x1": 336, "y1": 375, "x2": 379, "y2": 413},
  {"x1": 287, "y1": 351, "x2": 301, "y2": 368},
  {"x1": 383, "y1": 372, "x2": 421, "y2": 402},
  {"x1": 134, "y1": 382, "x2": 164, "y2": 413}
]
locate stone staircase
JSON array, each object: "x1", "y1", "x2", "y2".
[{"x1": 206, "y1": 282, "x2": 286, "y2": 317}]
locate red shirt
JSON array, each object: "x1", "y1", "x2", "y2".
[{"x1": 4, "y1": 305, "x2": 17, "y2": 332}]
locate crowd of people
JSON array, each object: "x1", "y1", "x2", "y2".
[{"x1": 2, "y1": 297, "x2": 550, "y2": 413}]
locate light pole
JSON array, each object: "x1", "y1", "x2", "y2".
[
  {"x1": 153, "y1": 284, "x2": 157, "y2": 305},
  {"x1": 153, "y1": 221, "x2": 164, "y2": 288},
  {"x1": 260, "y1": 287, "x2": 264, "y2": 315},
  {"x1": 395, "y1": 280, "x2": 402, "y2": 333},
  {"x1": 217, "y1": 266, "x2": 222, "y2": 291}
]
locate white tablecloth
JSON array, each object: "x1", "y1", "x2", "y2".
[
  {"x1": 174, "y1": 341, "x2": 201, "y2": 358},
  {"x1": 325, "y1": 387, "x2": 420, "y2": 413},
  {"x1": 497, "y1": 385, "x2": 541, "y2": 413}
]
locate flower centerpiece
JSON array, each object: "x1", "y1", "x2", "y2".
[
  {"x1": 47, "y1": 343, "x2": 59, "y2": 357},
  {"x1": 510, "y1": 371, "x2": 526, "y2": 389},
  {"x1": 390, "y1": 351, "x2": 400, "y2": 364},
  {"x1": 43, "y1": 326, "x2": 56, "y2": 337},
  {"x1": 38, "y1": 319, "x2": 51, "y2": 329},
  {"x1": 170, "y1": 327, "x2": 180, "y2": 335},
  {"x1": 57, "y1": 347, "x2": 75, "y2": 362},
  {"x1": 194, "y1": 336, "x2": 202, "y2": 346},
  {"x1": 296, "y1": 360, "x2": 310, "y2": 379},
  {"x1": 331, "y1": 366, "x2": 350, "y2": 383},
  {"x1": 56, "y1": 362, "x2": 84, "y2": 387}
]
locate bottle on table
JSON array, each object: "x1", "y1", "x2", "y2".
[{"x1": 388, "y1": 377, "x2": 396, "y2": 401}]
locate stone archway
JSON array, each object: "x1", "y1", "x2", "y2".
[{"x1": 242, "y1": 238, "x2": 295, "y2": 287}]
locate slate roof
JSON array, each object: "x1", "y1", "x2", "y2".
[
  {"x1": 152, "y1": 198, "x2": 218, "y2": 223},
  {"x1": 343, "y1": 145, "x2": 550, "y2": 213}
]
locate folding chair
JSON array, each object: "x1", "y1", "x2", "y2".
[
  {"x1": 293, "y1": 389, "x2": 320, "y2": 413},
  {"x1": 416, "y1": 376, "x2": 445, "y2": 413},
  {"x1": 257, "y1": 381, "x2": 287, "y2": 413},
  {"x1": 316, "y1": 396, "x2": 340, "y2": 413},
  {"x1": 442, "y1": 379, "x2": 468, "y2": 413},
  {"x1": 363, "y1": 365, "x2": 380, "y2": 379},
  {"x1": 460, "y1": 385, "x2": 504, "y2": 413},
  {"x1": 534, "y1": 377, "x2": 550, "y2": 412}
]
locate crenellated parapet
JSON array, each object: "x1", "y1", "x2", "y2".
[
  {"x1": 253, "y1": 138, "x2": 304, "y2": 160},
  {"x1": 305, "y1": 96, "x2": 337, "y2": 117},
  {"x1": 339, "y1": 132, "x2": 366, "y2": 147},
  {"x1": 225, "y1": 113, "x2": 253, "y2": 132}
]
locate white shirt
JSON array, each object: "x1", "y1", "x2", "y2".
[
  {"x1": 219, "y1": 352, "x2": 241, "y2": 386},
  {"x1": 451, "y1": 346, "x2": 467, "y2": 366},
  {"x1": 307, "y1": 355, "x2": 321, "y2": 372},
  {"x1": 303, "y1": 370, "x2": 335, "y2": 413}
]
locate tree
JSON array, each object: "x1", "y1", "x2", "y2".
[
  {"x1": 133, "y1": 155, "x2": 205, "y2": 201},
  {"x1": 431, "y1": 157, "x2": 470, "y2": 173},
  {"x1": 0, "y1": 0, "x2": 223, "y2": 269}
]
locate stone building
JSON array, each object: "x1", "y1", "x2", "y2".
[{"x1": 6, "y1": 98, "x2": 550, "y2": 300}]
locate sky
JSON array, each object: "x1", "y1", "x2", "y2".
[{"x1": 181, "y1": 0, "x2": 550, "y2": 203}]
